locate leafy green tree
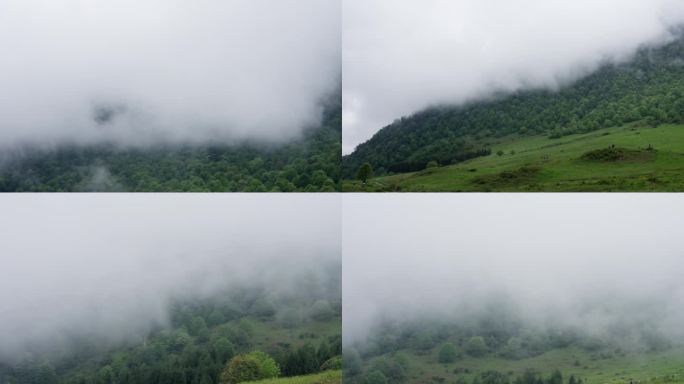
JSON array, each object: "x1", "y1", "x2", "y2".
[
  {"x1": 220, "y1": 355, "x2": 260, "y2": 384},
  {"x1": 364, "y1": 370, "x2": 388, "y2": 384},
  {"x1": 320, "y1": 356, "x2": 342, "y2": 371},
  {"x1": 220, "y1": 351, "x2": 279, "y2": 384},
  {"x1": 356, "y1": 162, "x2": 373, "y2": 183},
  {"x1": 249, "y1": 351, "x2": 280, "y2": 379},
  {"x1": 251, "y1": 298, "x2": 276, "y2": 318},
  {"x1": 438, "y1": 342, "x2": 458, "y2": 363},
  {"x1": 212, "y1": 337, "x2": 235, "y2": 365},
  {"x1": 343, "y1": 349, "x2": 362, "y2": 377},
  {"x1": 465, "y1": 336, "x2": 488, "y2": 357},
  {"x1": 207, "y1": 309, "x2": 226, "y2": 326}
]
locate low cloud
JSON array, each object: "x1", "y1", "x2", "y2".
[
  {"x1": 0, "y1": 0, "x2": 340, "y2": 149},
  {"x1": 0, "y1": 195, "x2": 340, "y2": 361},
  {"x1": 343, "y1": 195, "x2": 684, "y2": 346}
]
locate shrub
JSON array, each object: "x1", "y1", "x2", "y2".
[
  {"x1": 320, "y1": 356, "x2": 342, "y2": 371},
  {"x1": 438, "y1": 343, "x2": 458, "y2": 363},
  {"x1": 364, "y1": 370, "x2": 388, "y2": 384},
  {"x1": 465, "y1": 336, "x2": 488, "y2": 357},
  {"x1": 220, "y1": 351, "x2": 279, "y2": 384}
]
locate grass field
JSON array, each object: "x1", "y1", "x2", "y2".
[
  {"x1": 249, "y1": 370, "x2": 341, "y2": 384},
  {"x1": 245, "y1": 315, "x2": 341, "y2": 352},
  {"x1": 343, "y1": 123, "x2": 684, "y2": 191},
  {"x1": 366, "y1": 347, "x2": 684, "y2": 384}
]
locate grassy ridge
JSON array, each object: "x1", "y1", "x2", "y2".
[
  {"x1": 369, "y1": 347, "x2": 684, "y2": 384},
  {"x1": 250, "y1": 370, "x2": 341, "y2": 384},
  {"x1": 344, "y1": 123, "x2": 684, "y2": 191}
]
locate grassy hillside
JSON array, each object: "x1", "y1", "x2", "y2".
[
  {"x1": 361, "y1": 347, "x2": 684, "y2": 384},
  {"x1": 343, "y1": 35, "x2": 684, "y2": 184},
  {"x1": 250, "y1": 370, "x2": 341, "y2": 384},
  {"x1": 344, "y1": 123, "x2": 684, "y2": 191}
]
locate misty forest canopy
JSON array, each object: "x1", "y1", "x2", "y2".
[
  {"x1": 343, "y1": 34, "x2": 684, "y2": 177},
  {"x1": 0, "y1": 267, "x2": 342, "y2": 384},
  {"x1": 0, "y1": 94, "x2": 341, "y2": 192}
]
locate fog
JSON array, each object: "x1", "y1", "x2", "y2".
[
  {"x1": 0, "y1": 194, "x2": 340, "y2": 361},
  {"x1": 343, "y1": 194, "x2": 684, "y2": 346},
  {"x1": 343, "y1": 0, "x2": 684, "y2": 154},
  {"x1": 0, "y1": 0, "x2": 340, "y2": 149}
]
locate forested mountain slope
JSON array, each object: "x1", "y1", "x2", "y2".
[
  {"x1": 0, "y1": 94, "x2": 341, "y2": 192},
  {"x1": 343, "y1": 36, "x2": 684, "y2": 178},
  {"x1": 0, "y1": 278, "x2": 342, "y2": 384}
]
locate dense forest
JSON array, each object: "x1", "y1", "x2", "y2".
[
  {"x1": 343, "y1": 306, "x2": 679, "y2": 384},
  {"x1": 343, "y1": 34, "x2": 684, "y2": 178},
  {"x1": 0, "y1": 94, "x2": 341, "y2": 192},
  {"x1": 0, "y1": 267, "x2": 342, "y2": 384}
]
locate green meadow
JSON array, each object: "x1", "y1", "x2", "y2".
[
  {"x1": 368, "y1": 347, "x2": 684, "y2": 384},
  {"x1": 343, "y1": 123, "x2": 684, "y2": 192},
  {"x1": 250, "y1": 370, "x2": 341, "y2": 384}
]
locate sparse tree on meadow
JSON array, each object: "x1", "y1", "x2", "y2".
[{"x1": 356, "y1": 162, "x2": 373, "y2": 183}]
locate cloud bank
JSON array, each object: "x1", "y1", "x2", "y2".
[
  {"x1": 343, "y1": 194, "x2": 684, "y2": 345},
  {"x1": 0, "y1": 0, "x2": 340, "y2": 149},
  {"x1": 343, "y1": 0, "x2": 684, "y2": 154},
  {"x1": 0, "y1": 194, "x2": 340, "y2": 361}
]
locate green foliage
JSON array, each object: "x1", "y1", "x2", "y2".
[
  {"x1": 343, "y1": 35, "x2": 684, "y2": 178},
  {"x1": 438, "y1": 342, "x2": 458, "y2": 363},
  {"x1": 343, "y1": 349, "x2": 363, "y2": 377},
  {"x1": 249, "y1": 351, "x2": 281, "y2": 379},
  {"x1": 0, "y1": 94, "x2": 341, "y2": 192},
  {"x1": 363, "y1": 370, "x2": 388, "y2": 384},
  {"x1": 251, "y1": 298, "x2": 276, "y2": 318},
  {"x1": 221, "y1": 354, "x2": 262, "y2": 384},
  {"x1": 464, "y1": 336, "x2": 488, "y2": 357},
  {"x1": 319, "y1": 356, "x2": 342, "y2": 371},
  {"x1": 213, "y1": 337, "x2": 236, "y2": 365},
  {"x1": 0, "y1": 285, "x2": 341, "y2": 384},
  {"x1": 309, "y1": 300, "x2": 334, "y2": 321},
  {"x1": 356, "y1": 162, "x2": 373, "y2": 183}
]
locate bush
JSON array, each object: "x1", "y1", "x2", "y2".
[
  {"x1": 438, "y1": 342, "x2": 458, "y2": 363},
  {"x1": 465, "y1": 336, "x2": 488, "y2": 357},
  {"x1": 320, "y1": 355, "x2": 342, "y2": 371},
  {"x1": 220, "y1": 351, "x2": 279, "y2": 384},
  {"x1": 364, "y1": 370, "x2": 388, "y2": 384},
  {"x1": 220, "y1": 355, "x2": 260, "y2": 384}
]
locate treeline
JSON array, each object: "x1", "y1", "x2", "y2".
[
  {"x1": 347, "y1": 358, "x2": 584, "y2": 384},
  {"x1": 0, "y1": 283, "x2": 342, "y2": 384},
  {"x1": 342, "y1": 33, "x2": 684, "y2": 178},
  {"x1": 0, "y1": 93, "x2": 341, "y2": 192}
]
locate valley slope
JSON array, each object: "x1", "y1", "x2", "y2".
[{"x1": 343, "y1": 35, "x2": 684, "y2": 191}]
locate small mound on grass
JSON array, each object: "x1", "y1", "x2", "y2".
[
  {"x1": 580, "y1": 146, "x2": 655, "y2": 162},
  {"x1": 472, "y1": 166, "x2": 541, "y2": 188}
]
